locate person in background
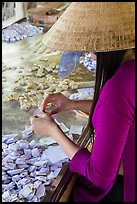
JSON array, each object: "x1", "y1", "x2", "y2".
[
  {"x1": 30, "y1": 3, "x2": 135, "y2": 202},
  {"x1": 23, "y1": 2, "x2": 37, "y2": 16}
]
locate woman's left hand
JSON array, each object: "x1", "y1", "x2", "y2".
[
  {"x1": 30, "y1": 113, "x2": 59, "y2": 137},
  {"x1": 30, "y1": 112, "x2": 80, "y2": 160}
]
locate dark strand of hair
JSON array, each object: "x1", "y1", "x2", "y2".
[{"x1": 88, "y1": 49, "x2": 127, "y2": 143}]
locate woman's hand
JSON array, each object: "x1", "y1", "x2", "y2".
[
  {"x1": 41, "y1": 93, "x2": 73, "y2": 115},
  {"x1": 30, "y1": 112, "x2": 80, "y2": 160},
  {"x1": 30, "y1": 112, "x2": 59, "y2": 137}
]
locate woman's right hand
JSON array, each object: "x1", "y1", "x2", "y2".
[{"x1": 41, "y1": 93, "x2": 73, "y2": 115}]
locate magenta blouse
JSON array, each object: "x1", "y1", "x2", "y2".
[{"x1": 69, "y1": 60, "x2": 135, "y2": 202}]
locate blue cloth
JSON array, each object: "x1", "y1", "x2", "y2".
[{"x1": 58, "y1": 52, "x2": 82, "y2": 78}]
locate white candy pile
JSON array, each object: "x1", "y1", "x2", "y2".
[
  {"x1": 80, "y1": 53, "x2": 96, "y2": 73},
  {"x1": 2, "y1": 22, "x2": 43, "y2": 43},
  {"x1": 2, "y1": 132, "x2": 68, "y2": 202}
]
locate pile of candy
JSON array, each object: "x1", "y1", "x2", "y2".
[
  {"x1": 80, "y1": 53, "x2": 96, "y2": 73},
  {"x1": 2, "y1": 22, "x2": 43, "y2": 43},
  {"x1": 2, "y1": 137, "x2": 68, "y2": 202},
  {"x1": 2, "y1": 129, "x2": 69, "y2": 202}
]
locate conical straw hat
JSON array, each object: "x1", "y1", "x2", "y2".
[{"x1": 42, "y1": 2, "x2": 135, "y2": 52}]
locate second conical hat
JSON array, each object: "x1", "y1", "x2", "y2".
[{"x1": 42, "y1": 2, "x2": 135, "y2": 52}]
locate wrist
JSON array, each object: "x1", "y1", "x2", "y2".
[
  {"x1": 66, "y1": 99, "x2": 76, "y2": 110},
  {"x1": 50, "y1": 122, "x2": 62, "y2": 138}
]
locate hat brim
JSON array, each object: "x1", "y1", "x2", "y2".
[{"x1": 42, "y1": 2, "x2": 135, "y2": 52}]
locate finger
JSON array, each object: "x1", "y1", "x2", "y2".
[
  {"x1": 41, "y1": 94, "x2": 56, "y2": 112},
  {"x1": 41, "y1": 95, "x2": 52, "y2": 112},
  {"x1": 41, "y1": 93, "x2": 61, "y2": 112},
  {"x1": 37, "y1": 112, "x2": 48, "y2": 119},
  {"x1": 49, "y1": 107, "x2": 61, "y2": 115},
  {"x1": 30, "y1": 116, "x2": 36, "y2": 124}
]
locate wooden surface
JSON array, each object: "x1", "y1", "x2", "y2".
[
  {"x1": 2, "y1": 31, "x2": 95, "y2": 134},
  {"x1": 2, "y1": 24, "x2": 95, "y2": 202}
]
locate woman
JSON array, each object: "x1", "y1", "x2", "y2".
[{"x1": 30, "y1": 3, "x2": 135, "y2": 202}]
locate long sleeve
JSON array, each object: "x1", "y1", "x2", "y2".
[{"x1": 69, "y1": 60, "x2": 135, "y2": 201}]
